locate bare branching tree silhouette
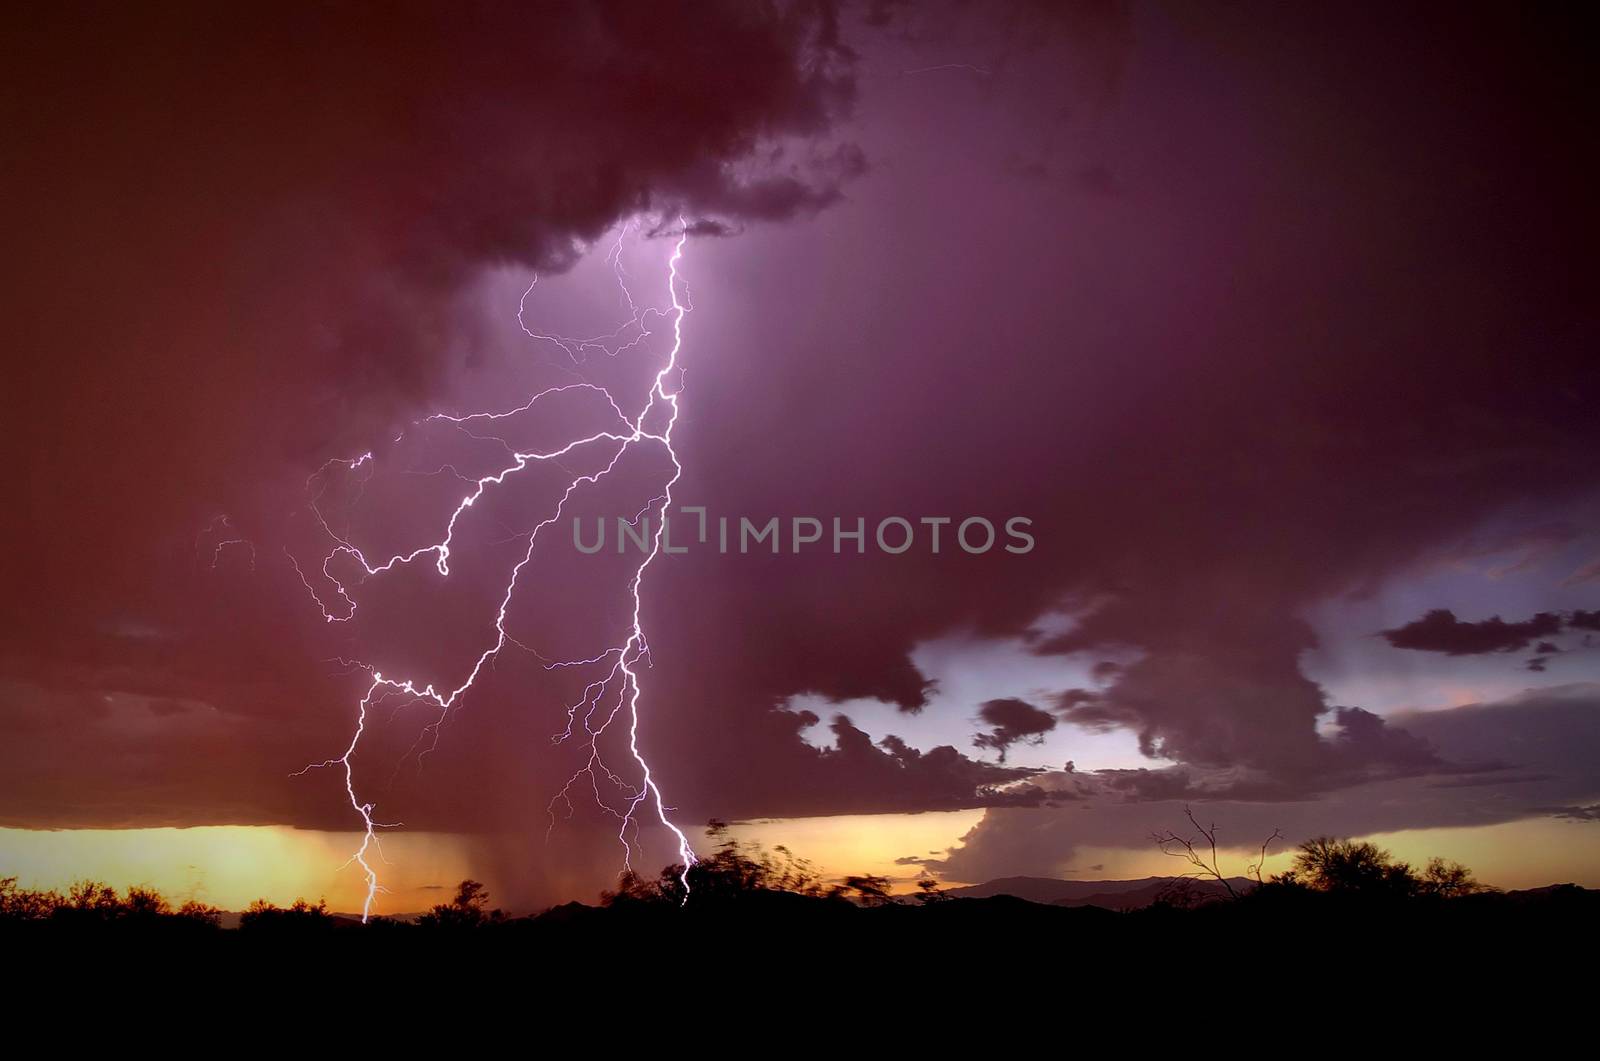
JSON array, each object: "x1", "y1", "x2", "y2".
[
  {"x1": 1249, "y1": 828, "x2": 1286, "y2": 887},
  {"x1": 1151, "y1": 806, "x2": 1282, "y2": 901}
]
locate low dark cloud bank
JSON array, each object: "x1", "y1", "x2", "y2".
[
  {"x1": 1381, "y1": 610, "x2": 1572, "y2": 656},
  {"x1": 934, "y1": 684, "x2": 1600, "y2": 882}
]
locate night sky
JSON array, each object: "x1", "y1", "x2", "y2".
[{"x1": 4, "y1": 2, "x2": 1598, "y2": 912}]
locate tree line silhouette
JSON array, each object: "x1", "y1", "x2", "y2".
[
  {"x1": 1149, "y1": 805, "x2": 1487, "y2": 906},
  {"x1": 3, "y1": 818, "x2": 1592, "y2": 940}
]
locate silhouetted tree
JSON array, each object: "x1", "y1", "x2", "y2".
[
  {"x1": 175, "y1": 899, "x2": 224, "y2": 928},
  {"x1": 0, "y1": 877, "x2": 60, "y2": 921},
  {"x1": 61, "y1": 879, "x2": 122, "y2": 921},
  {"x1": 1261, "y1": 838, "x2": 1489, "y2": 902},
  {"x1": 1152, "y1": 807, "x2": 1281, "y2": 899},
  {"x1": 122, "y1": 885, "x2": 172, "y2": 919},
  {"x1": 643, "y1": 820, "x2": 835, "y2": 906},
  {"x1": 239, "y1": 897, "x2": 333, "y2": 932},
  {"x1": 1280, "y1": 837, "x2": 1418, "y2": 897},
  {"x1": 1, "y1": 877, "x2": 223, "y2": 931},
  {"x1": 831, "y1": 875, "x2": 894, "y2": 906},
  {"x1": 1418, "y1": 858, "x2": 1486, "y2": 898},
  {"x1": 600, "y1": 869, "x2": 661, "y2": 907},
  {"x1": 417, "y1": 879, "x2": 505, "y2": 928}
]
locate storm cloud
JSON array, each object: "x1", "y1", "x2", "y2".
[
  {"x1": 3, "y1": 2, "x2": 1598, "y2": 904},
  {"x1": 933, "y1": 685, "x2": 1600, "y2": 883}
]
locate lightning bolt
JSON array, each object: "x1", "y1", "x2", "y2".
[
  {"x1": 197, "y1": 515, "x2": 256, "y2": 571},
  {"x1": 290, "y1": 217, "x2": 697, "y2": 920}
]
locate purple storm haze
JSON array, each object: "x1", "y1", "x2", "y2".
[{"x1": 2, "y1": 2, "x2": 1598, "y2": 908}]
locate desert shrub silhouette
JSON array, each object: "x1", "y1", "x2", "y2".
[
  {"x1": 1, "y1": 876, "x2": 224, "y2": 934},
  {"x1": 239, "y1": 897, "x2": 336, "y2": 934},
  {"x1": 1259, "y1": 837, "x2": 1486, "y2": 901},
  {"x1": 416, "y1": 879, "x2": 506, "y2": 930}
]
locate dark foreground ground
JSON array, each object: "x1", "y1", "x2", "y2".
[
  {"x1": 8, "y1": 883, "x2": 1595, "y2": 951},
  {"x1": 7, "y1": 886, "x2": 1594, "y2": 1023}
]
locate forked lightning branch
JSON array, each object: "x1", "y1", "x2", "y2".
[{"x1": 290, "y1": 218, "x2": 698, "y2": 921}]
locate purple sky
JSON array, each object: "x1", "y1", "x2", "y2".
[{"x1": 4, "y1": 2, "x2": 1598, "y2": 907}]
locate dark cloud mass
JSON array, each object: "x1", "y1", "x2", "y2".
[
  {"x1": 1072, "y1": 703, "x2": 1464, "y2": 805},
  {"x1": 3, "y1": 1, "x2": 1600, "y2": 901},
  {"x1": 4, "y1": 0, "x2": 859, "y2": 626},
  {"x1": 1381, "y1": 610, "x2": 1566, "y2": 656},
  {"x1": 972, "y1": 698, "x2": 1056, "y2": 762},
  {"x1": 936, "y1": 685, "x2": 1600, "y2": 882},
  {"x1": 1, "y1": 0, "x2": 867, "y2": 833},
  {"x1": 643, "y1": 0, "x2": 1599, "y2": 835}
]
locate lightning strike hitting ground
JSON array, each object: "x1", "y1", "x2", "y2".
[{"x1": 289, "y1": 219, "x2": 698, "y2": 920}]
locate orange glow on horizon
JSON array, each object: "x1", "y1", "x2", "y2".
[
  {"x1": 0, "y1": 826, "x2": 477, "y2": 914},
  {"x1": 3, "y1": 813, "x2": 1595, "y2": 914}
]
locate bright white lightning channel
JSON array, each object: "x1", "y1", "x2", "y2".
[{"x1": 291, "y1": 218, "x2": 698, "y2": 920}]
